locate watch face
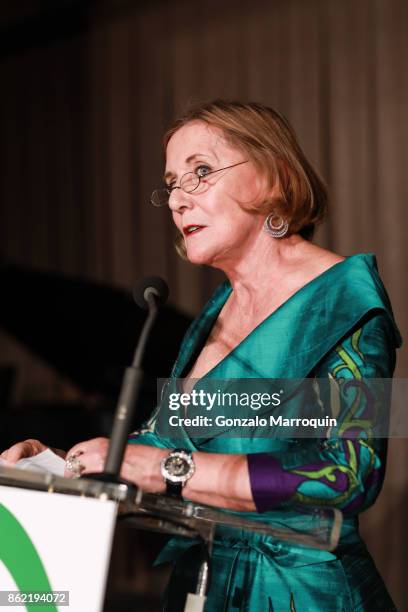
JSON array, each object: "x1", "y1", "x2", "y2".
[
  {"x1": 161, "y1": 451, "x2": 195, "y2": 484},
  {"x1": 165, "y1": 455, "x2": 189, "y2": 476}
]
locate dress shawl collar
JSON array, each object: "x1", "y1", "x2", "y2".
[{"x1": 171, "y1": 254, "x2": 402, "y2": 381}]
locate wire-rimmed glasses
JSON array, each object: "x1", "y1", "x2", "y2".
[{"x1": 150, "y1": 160, "x2": 248, "y2": 207}]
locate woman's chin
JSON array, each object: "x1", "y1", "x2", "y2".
[
  {"x1": 185, "y1": 246, "x2": 213, "y2": 266},
  {"x1": 186, "y1": 253, "x2": 210, "y2": 266}
]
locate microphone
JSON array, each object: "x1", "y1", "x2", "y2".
[
  {"x1": 131, "y1": 277, "x2": 169, "y2": 370},
  {"x1": 133, "y1": 276, "x2": 169, "y2": 310},
  {"x1": 86, "y1": 276, "x2": 168, "y2": 483}
]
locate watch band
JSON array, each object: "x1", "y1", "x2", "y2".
[{"x1": 166, "y1": 480, "x2": 183, "y2": 497}]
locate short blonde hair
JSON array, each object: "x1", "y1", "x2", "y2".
[{"x1": 164, "y1": 99, "x2": 328, "y2": 256}]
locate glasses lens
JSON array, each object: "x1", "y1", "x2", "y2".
[
  {"x1": 150, "y1": 189, "x2": 169, "y2": 207},
  {"x1": 180, "y1": 173, "x2": 200, "y2": 193}
]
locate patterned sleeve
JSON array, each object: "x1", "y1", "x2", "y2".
[{"x1": 247, "y1": 312, "x2": 397, "y2": 516}]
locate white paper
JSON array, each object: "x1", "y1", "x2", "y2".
[{"x1": 0, "y1": 449, "x2": 65, "y2": 476}]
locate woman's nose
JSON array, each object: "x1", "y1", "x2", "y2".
[{"x1": 168, "y1": 187, "x2": 194, "y2": 212}]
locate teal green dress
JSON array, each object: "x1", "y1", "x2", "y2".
[{"x1": 129, "y1": 254, "x2": 402, "y2": 611}]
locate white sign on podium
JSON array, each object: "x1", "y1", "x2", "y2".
[{"x1": 0, "y1": 485, "x2": 117, "y2": 612}]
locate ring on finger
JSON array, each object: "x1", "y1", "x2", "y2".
[{"x1": 65, "y1": 451, "x2": 85, "y2": 476}]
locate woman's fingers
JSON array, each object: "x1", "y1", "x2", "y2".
[
  {"x1": 0, "y1": 439, "x2": 47, "y2": 464},
  {"x1": 64, "y1": 438, "x2": 109, "y2": 479},
  {"x1": 62, "y1": 439, "x2": 166, "y2": 490}
]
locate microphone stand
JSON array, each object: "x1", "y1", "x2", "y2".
[
  {"x1": 83, "y1": 281, "x2": 211, "y2": 611},
  {"x1": 84, "y1": 290, "x2": 159, "y2": 486}
]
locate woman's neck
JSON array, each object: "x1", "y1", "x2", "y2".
[{"x1": 219, "y1": 234, "x2": 311, "y2": 314}]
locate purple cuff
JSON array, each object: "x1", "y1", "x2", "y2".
[{"x1": 247, "y1": 453, "x2": 305, "y2": 513}]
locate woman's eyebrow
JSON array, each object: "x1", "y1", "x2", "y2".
[{"x1": 164, "y1": 153, "x2": 213, "y2": 181}]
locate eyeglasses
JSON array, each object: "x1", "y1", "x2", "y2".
[{"x1": 150, "y1": 160, "x2": 248, "y2": 207}]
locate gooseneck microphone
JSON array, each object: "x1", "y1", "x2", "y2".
[
  {"x1": 131, "y1": 276, "x2": 169, "y2": 369},
  {"x1": 132, "y1": 275, "x2": 169, "y2": 311},
  {"x1": 86, "y1": 276, "x2": 169, "y2": 483}
]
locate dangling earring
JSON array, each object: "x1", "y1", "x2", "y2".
[{"x1": 264, "y1": 212, "x2": 289, "y2": 238}]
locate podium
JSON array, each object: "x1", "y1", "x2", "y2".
[{"x1": 0, "y1": 465, "x2": 342, "y2": 612}]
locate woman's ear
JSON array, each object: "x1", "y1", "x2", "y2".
[
  {"x1": 265, "y1": 181, "x2": 286, "y2": 212},
  {"x1": 265, "y1": 160, "x2": 289, "y2": 210}
]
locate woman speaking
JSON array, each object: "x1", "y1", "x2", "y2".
[{"x1": 1, "y1": 100, "x2": 401, "y2": 611}]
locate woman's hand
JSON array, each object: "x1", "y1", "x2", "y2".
[
  {"x1": 64, "y1": 437, "x2": 167, "y2": 493},
  {"x1": 0, "y1": 439, "x2": 51, "y2": 464},
  {"x1": 64, "y1": 437, "x2": 109, "y2": 478},
  {"x1": 2, "y1": 437, "x2": 255, "y2": 510},
  {"x1": 64, "y1": 439, "x2": 256, "y2": 510}
]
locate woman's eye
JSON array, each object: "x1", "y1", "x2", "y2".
[{"x1": 195, "y1": 165, "x2": 211, "y2": 178}]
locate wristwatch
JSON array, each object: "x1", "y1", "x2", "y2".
[{"x1": 160, "y1": 448, "x2": 195, "y2": 497}]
